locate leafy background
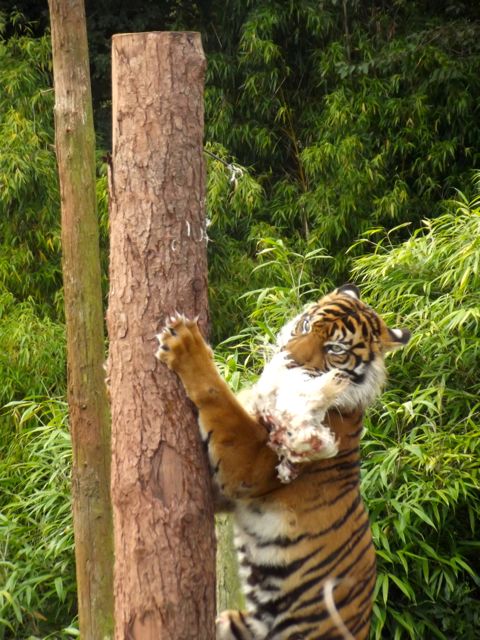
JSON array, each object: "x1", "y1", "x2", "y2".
[{"x1": 0, "y1": 1, "x2": 479, "y2": 638}]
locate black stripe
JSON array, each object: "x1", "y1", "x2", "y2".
[
  {"x1": 249, "y1": 548, "x2": 371, "y2": 621},
  {"x1": 331, "y1": 447, "x2": 359, "y2": 459},
  {"x1": 342, "y1": 317, "x2": 356, "y2": 333},
  {"x1": 321, "y1": 609, "x2": 365, "y2": 639},
  {"x1": 355, "y1": 574, "x2": 376, "y2": 611},
  {"x1": 239, "y1": 521, "x2": 313, "y2": 548},
  {"x1": 305, "y1": 458, "x2": 360, "y2": 476},
  {"x1": 229, "y1": 618, "x2": 246, "y2": 640},
  {"x1": 246, "y1": 577, "x2": 280, "y2": 593},
  {"x1": 244, "y1": 545, "x2": 322, "y2": 580},
  {"x1": 293, "y1": 558, "x2": 372, "y2": 621},
  {"x1": 312, "y1": 470, "x2": 360, "y2": 487},
  {"x1": 354, "y1": 507, "x2": 368, "y2": 522},
  {"x1": 305, "y1": 480, "x2": 358, "y2": 514},
  {"x1": 303, "y1": 518, "x2": 370, "y2": 578},
  {"x1": 335, "y1": 554, "x2": 376, "y2": 610},
  {"x1": 262, "y1": 573, "x2": 318, "y2": 620},
  {"x1": 351, "y1": 615, "x2": 371, "y2": 637},
  {"x1": 327, "y1": 480, "x2": 359, "y2": 504},
  {"x1": 351, "y1": 371, "x2": 366, "y2": 384},
  {"x1": 305, "y1": 487, "x2": 362, "y2": 523},
  {"x1": 347, "y1": 425, "x2": 363, "y2": 438},
  {"x1": 241, "y1": 474, "x2": 362, "y2": 544},
  {"x1": 302, "y1": 534, "x2": 374, "y2": 608},
  {"x1": 324, "y1": 493, "x2": 364, "y2": 532},
  {"x1": 324, "y1": 301, "x2": 355, "y2": 315},
  {"x1": 352, "y1": 340, "x2": 366, "y2": 350},
  {"x1": 252, "y1": 490, "x2": 363, "y2": 556},
  {"x1": 256, "y1": 520, "x2": 371, "y2": 621},
  {"x1": 247, "y1": 589, "x2": 286, "y2": 616},
  {"x1": 326, "y1": 482, "x2": 363, "y2": 513},
  {"x1": 256, "y1": 531, "x2": 312, "y2": 549},
  {"x1": 351, "y1": 597, "x2": 375, "y2": 634},
  {"x1": 316, "y1": 565, "x2": 376, "y2": 637},
  {"x1": 272, "y1": 560, "x2": 374, "y2": 636}
]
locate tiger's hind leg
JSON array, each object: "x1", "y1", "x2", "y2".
[{"x1": 216, "y1": 610, "x2": 268, "y2": 639}]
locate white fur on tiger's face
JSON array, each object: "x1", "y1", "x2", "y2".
[
  {"x1": 242, "y1": 284, "x2": 410, "y2": 482},
  {"x1": 155, "y1": 284, "x2": 411, "y2": 640}
]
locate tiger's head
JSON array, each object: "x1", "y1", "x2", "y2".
[{"x1": 277, "y1": 284, "x2": 411, "y2": 409}]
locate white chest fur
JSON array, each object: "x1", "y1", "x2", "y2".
[
  {"x1": 236, "y1": 339, "x2": 386, "y2": 482},
  {"x1": 234, "y1": 502, "x2": 294, "y2": 565}
]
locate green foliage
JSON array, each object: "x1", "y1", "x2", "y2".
[
  {"x1": 352, "y1": 190, "x2": 480, "y2": 639},
  {"x1": 0, "y1": 3, "x2": 479, "y2": 638},
  {"x1": 0, "y1": 17, "x2": 79, "y2": 638},
  {"x1": 0, "y1": 11, "x2": 66, "y2": 412},
  {"x1": 15, "y1": 0, "x2": 476, "y2": 338},
  {"x1": 0, "y1": 288, "x2": 66, "y2": 406},
  {"x1": 204, "y1": 0, "x2": 480, "y2": 298},
  {"x1": 0, "y1": 11, "x2": 61, "y2": 317},
  {"x1": 214, "y1": 236, "x2": 333, "y2": 379},
  {"x1": 206, "y1": 144, "x2": 269, "y2": 342},
  {"x1": 0, "y1": 399, "x2": 77, "y2": 639}
]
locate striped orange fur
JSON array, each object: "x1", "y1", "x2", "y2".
[{"x1": 156, "y1": 285, "x2": 410, "y2": 639}]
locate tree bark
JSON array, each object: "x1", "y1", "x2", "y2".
[
  {"x1": 107, "y1": 32, "x2": 215, "y2": 639},
  {"x1": 48, "y1": 1, "x2": 114, "y2": 638}
]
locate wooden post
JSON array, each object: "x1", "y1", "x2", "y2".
[
  {"x1": 107, "y1": 32, "x2": 216, "y2": 639},
  {"x1": 48, "y1": 0, "x2": 114, "y2": 638}
]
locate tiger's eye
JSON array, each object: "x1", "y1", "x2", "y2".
[
  {"x1": 326, "y1": 343, "x2": 346, "y2": 354},
  {"x1": 301, "y1": 319, "x2": 310, "y2": 334}
]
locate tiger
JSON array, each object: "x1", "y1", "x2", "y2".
[{"x1": 155, "y1": 284, "x2": 410, "y2": 640}]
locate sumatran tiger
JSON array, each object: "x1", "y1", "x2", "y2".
[{"x1": 155, "y1": 284, "x2": 410, "y2": 640}]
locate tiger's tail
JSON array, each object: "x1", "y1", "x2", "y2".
[{"x1": 323, "y1": 578, "x2": 356, "y2": 640}]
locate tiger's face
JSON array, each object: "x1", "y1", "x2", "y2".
[{"x1": 279, "y1": 284, "x2": 410, "y2": 406}]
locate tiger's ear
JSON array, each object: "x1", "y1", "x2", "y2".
[
  {"x1": 385, "y1": 327, "x2": 411, "y2": 350},
  {"x1": 336, "y1": 283, "x2": 361, "y2": 300}
]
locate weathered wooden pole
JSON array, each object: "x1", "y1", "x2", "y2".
[
  {"x1": 48, "y1": 0, "x2": 114, "y2": 638},
  {"x1": 106, "y1": 32, "x2": 216, "y2": 639}
]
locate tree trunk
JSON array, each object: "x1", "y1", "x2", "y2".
[
  {"x1": 107, "y1": 32, "x2": 216, "y2": 639},
  {"x1": 48, "y1": 1, "x2": 114, "y2": 638}
]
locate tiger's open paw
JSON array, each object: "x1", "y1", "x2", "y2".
[{"x1": 155, "y1": 313, "x2": 211, "y2": 372}]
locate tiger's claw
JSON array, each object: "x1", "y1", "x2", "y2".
[{"x1": 155, "y1": 314, "x2": 209, "y2": 372}]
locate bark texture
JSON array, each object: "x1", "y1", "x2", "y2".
[
  {"x1": 107, "y1": 32, "x2": 215, "y2": 640},
  {"x1": 48, "y1": 1, "x2": 114, "y2": 638}
]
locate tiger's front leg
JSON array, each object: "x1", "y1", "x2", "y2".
[{"x1": 156, "y1": 315, "x2": 280, "y2": 499}]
